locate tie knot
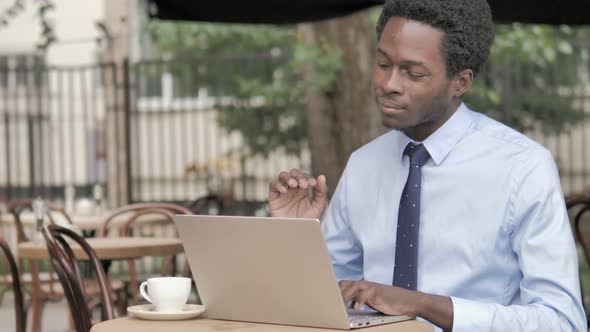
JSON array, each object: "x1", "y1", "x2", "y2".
[{"x1": 404, "y1": 143, "x2": 430, "y2": 166}]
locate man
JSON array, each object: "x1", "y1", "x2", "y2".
[{"x1": 268, "y1": 0, "x2": 587, "y2": 331}]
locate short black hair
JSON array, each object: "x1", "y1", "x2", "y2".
[{"x1": 376, "y1": 0, "x2": 494, "y2": 78}]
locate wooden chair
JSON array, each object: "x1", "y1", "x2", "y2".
[
  {"x1": 98, "y1": 203, "x2": 192, "y2": 305},
  {"x1": 568, "y1": 195, "x2": 590, "y2": 263},
  {"x1": 567, "y1": 194, "x2": 590, "y2": 325},
  {"x1": 8, "y1": 199, "x2": 74, "y2": 331},
  {"x1": 0, "y1": 197, "x2": 15, "y2": 304},
  {"x1": 42, "y1": 225, "x2": 114, "y2": 332},
  {"x1": 9, "y1": 199, "x2": 125, "y2": 331},
  {"x1": 0, "y1": 236, "x2": 26, "y2": 332},
  {"x1": 572, "y1": 199, "x2": 590, "y2": 269},
  {"x1": 9, "y1": 198, "x2": 74, "y2": 243},
  {"x1": 185, "y1": 193, "x2": 228, "y2": 215}
]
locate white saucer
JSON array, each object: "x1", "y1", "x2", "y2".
[{"x1": 127, "y1": 304, "x2": 205, "y2": 321}]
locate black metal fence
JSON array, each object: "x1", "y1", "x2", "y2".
[
  {"x1": 1, "y1": 52, "x2": 589, "y2": 208},
  {"x1": 0, "y1": 62, "x2": 118, "y2": 201},
  {"x1": 0, "y1": 55, "x2": 311, "y2": 208}
]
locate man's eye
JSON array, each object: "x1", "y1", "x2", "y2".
[
  {"x1": 377, "y1": 63, "x2": 391, "y2": 69},
  {"x1": 404, "y1": 69, "x2": 426, "y2": 78}
]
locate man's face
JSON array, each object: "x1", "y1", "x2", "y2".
[{"x1": 373, "y1": 17, "x2": 457, "y2": 141}]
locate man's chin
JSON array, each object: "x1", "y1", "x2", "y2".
[
  {"x1": 382, "y1": 121, "x2": 401, "y2": 130},
  {"x1": 380, "y1": 114, "x2": 406, "y2": 130}
]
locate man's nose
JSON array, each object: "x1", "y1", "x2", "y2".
[{"x1": 383, "y1": 68, "x2": 404, "y2": 95}]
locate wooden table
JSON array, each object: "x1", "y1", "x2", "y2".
[
  {"x1": 19, "y1": 237, "x2": 184, "y2": 332},
  {"x1": 1, "y1": 211, "x2": 165, "y2": 231},
  {"x1": 91, "y1": 317, "x2": 434, "y2": 332},
  {"x1": 18, "y1": 237, "x2": 183, "y2": 260}
]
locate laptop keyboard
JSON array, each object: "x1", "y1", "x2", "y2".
[{"x1": 347, "y1": 309, "x2": 387, "y2": 323}]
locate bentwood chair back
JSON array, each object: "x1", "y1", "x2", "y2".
[
  {"x1": 8, "y1": 199, "x2": 79, "y2": 330},
  {"x1": 9, "y1": 199, "x2": 73, "y2": 243},
  {"x1": 43, "y1": 224, "x2": 115, "y2": 332},
  {"x1": 98, "y1": 203, "x2": 192, "y2": 304},
  {"x1": 0, "y1": 236, "x2": 25, "y2": 332},
  {"x1": 566, "y1": 194, "x2": 590, "y2": 325}
]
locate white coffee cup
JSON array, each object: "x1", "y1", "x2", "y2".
[{"x1": 139, "y1": 277, "x2": 191, "y2": 312}]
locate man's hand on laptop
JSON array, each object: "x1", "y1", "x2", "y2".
[
  {"x1": 339, "y1": 280, "x2": 454, "y2": 331},
  {"x1": 268, "y1": 169, "x2": 328, "y2": 220},
  {"x1": 339, "y1": 280, "x2": 415, "y2": 315}
]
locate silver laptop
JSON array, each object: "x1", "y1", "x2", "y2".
[{"x1": 174, "y1": 215, "x2": 412, "y2": 329}]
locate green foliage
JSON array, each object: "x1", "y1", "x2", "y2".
[
  {"x1": 215, "y1": 67, "x2": 307, "y2": 157},
  {"x1": 150, "y1": 22, "x2": 295, "y2": 56},
  {"x1": 292, "y1": 40, "x2": 343, "y2": 93},
  {"x1": 149, "y1": 20, "x2": 589, "y2": 155},
  {"x1": 492, "y1": 24, "x2": 574, "y2": 64},
  {"x1": 465, "y1": 24, "x2": 587, "y2": 134},
  {"x1": 148, "y1": 21, "x2": 343, "y2": 157}
]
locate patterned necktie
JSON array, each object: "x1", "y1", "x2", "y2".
[{"x1": 392, "y1": 143, "x2": 430, "y2": 291}]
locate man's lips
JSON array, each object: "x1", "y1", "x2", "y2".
[{"x1": 377, "y1": 99, "x2": 407, "y2": 111}]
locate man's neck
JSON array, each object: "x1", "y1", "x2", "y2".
[{"x1": 402, "y1": 99, "x2": 462, "y2": 141}]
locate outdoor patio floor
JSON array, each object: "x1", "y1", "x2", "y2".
[{"x1": 0, "y1": 293, "x2": 69, "y2": 332}]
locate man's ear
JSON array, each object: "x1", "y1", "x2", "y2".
[{"x1": 452, "y1": 69, "x2": 474, "y2": 98}]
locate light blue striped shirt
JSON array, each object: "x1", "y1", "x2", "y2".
[{"x1": 321, "y1": 103, "x2": 586, "y2": 331}]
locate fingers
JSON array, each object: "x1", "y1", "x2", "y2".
[
  {"x1": 268, "y1": 179, "x2": 285, "y2": 201},
  {"x1": 288, "y1": 169, "x2": 316, "y2": 189},
  {"x1": 339, "y1": 280, "x2": 378, "y2": 310},
  {"x1": 339, "y1": 280, "x2": 363, "y2": 303},
  {"x1": 339, "y1": 280, "x2": 357, "y2": 307},
  {"x1": 277, "y1": 172, "x2": 292, "y2": 192},
  {"x1": 269, "y1": 169, "x2": 329, "y2": 206},
  {"x1": 338, "y1": 280, "x2": 352, "y2": 290},
  {"x1": 270, "y1": 169, "x2": 317, "y2": 192},
  {"x1": 313, "y1": 175, "x2": 328, "y2": 201},
  {"x1": 280, "y1": 170, "x2": 298, "y2": 188},
  {"x1": 353, "y1": 290, "x2": 372, "y2": 310}
]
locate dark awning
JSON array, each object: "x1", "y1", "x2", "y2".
[
  {"x1": 147, "y1": 0, "x2": 382, "y2": 25},
  {"x1": 147, "y1": 0, "x2": 590, "y2": 26},
  {"x1": 489, "y1": 0, "x2": 590, "y2": 25}
]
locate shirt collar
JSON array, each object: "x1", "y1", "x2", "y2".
[{"x1": 395, "y1": 103, "x2": 473, "y2": 165}]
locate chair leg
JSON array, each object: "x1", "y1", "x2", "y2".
[
  {"x1": 0, "y1": 285, "x2": 7, "y2": 305},
  {"x1": 29, "y1": 260, "x2": 45, "y2": 332},
  {"x1": 31, "y1": 297, "x2": 43, "y2": 332},
  {"x1": 68, "y1": 312, "x2": 75, "y2": 332},
  {"x1": 117, "y1": 288, "x2": 128, "y2": 316},
  {"x1": 127, "y1": 260, "x2": 139, "y2": 305}
]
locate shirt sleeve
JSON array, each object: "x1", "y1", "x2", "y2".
[
  {"x1": 321, "y1": 165, "x2": 364, "y2": 282},
  {"x1": 451, "y1": 148, "x2": 587, "y2": 332}
]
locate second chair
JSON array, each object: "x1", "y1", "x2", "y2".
[{"x1": 98, "y1": 203, "x2": 192, "y2": 304}]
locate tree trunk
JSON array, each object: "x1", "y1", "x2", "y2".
[{"x1": 298, "y1": 9, "x2": 384, "y2": 194}]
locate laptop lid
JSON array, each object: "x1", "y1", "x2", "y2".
[{"x1": 174, "y1": 215, "x2": 352, "y2": 329}]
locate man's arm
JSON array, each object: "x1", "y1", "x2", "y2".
[{"x1": 449, "y1": 149, "x2": 586, "y2": 331}]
